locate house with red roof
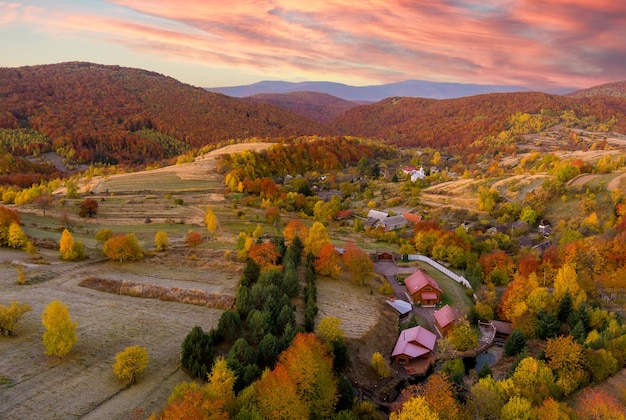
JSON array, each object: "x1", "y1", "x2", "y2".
[
  {"x1": 391, "y1": 325, "x2": 437, "y2": 374},
  {"x1": 434, "y1": 304, "x2": 457, "y2": 337},
  {"x1": 404, "y1": 270, "x2": 443, "y2": 306}
]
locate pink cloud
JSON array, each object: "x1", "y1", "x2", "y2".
[{"x1": 3, "y1": 0, "x2": 624, "y2": 90}]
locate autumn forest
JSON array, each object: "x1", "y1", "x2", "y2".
[{"x1": 0, "y1": 62, "x2": 626, "y2": 419}]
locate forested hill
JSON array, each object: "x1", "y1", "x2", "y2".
[
  {"x1": 329, "y1": 92, "x2": 626, "y2": 149},
  {"x1": 0, "y1": 62, "x2": 328, "y2": 165},
  {"x1": 243, "y1": 91, "x2": 360, "y2": 123},
  {"x1": 566, "y1": 80, "x2": 626, "y2": 99}
]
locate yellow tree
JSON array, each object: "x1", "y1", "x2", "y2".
[
  {"x1": 391, "y1": 396, "x2": 439, "y2": 420},
  {"x1": 8, "y1": 222, "x2": 28, "y2": 249},
  {"x1": 0, "y1": 300, "x2": 32, "y2": 337},
  {"x1": 41, "y1": 300, "x2": 77, "y2": 357},
  {"x1": 545, "y1": 335, "x2": 588, "y2": 395},
  {"x1": 255, "y1": 364, "x2": 308, "y2": 419},
  {"x1": 204, "y1": 205, "x2": 218, "y2": 239},
  {"x1": 59, "y1": 228, "x2": 86, "y2": 261},
  {"x1": 500, "y1": 396, "x2": 534, "y2": 420},
  {"x1": 448, "y1": 317, "x2": 478, "y2": 351},
  {"x1": 103, "y1": 233, "x2": 143, "y2": 262},
  {"x1": 278, "y1": 333, "x2": 338, "y2": 417},
  {"x1": 316, "y1": 317, "x2": 346, "y2": 345},
  {"x1": 553, "y1": 263, "x2": 586, "y2": 307},
  {"x1": 112, "y1": 345, "x2": 149, "y2": 385},
  {"x1": 510, "y1": 357, "x2": 557, "y2": 405},
  {"x1": 304, "y1": 221, "x2": 330, "y2": 257},
  {"x1": 205, "y1": 356, "x2": 236, "y2": 416},
  {"x1": 155, "y1": 231, "x2": 169, "y2": 251},
  {"x1": 371, "y1": 352, "x2": 391, "y2": 379}
]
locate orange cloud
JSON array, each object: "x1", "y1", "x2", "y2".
[{"x1": 2, "y1": 0, "x2": 624, "y2": 90}]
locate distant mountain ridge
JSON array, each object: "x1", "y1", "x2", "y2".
[
  {"x1": 206, "y1": 79, "x2": 532, "y2": 101},
  {"x1": 243, "y1": 92, "x2": 360, "y2": 123}
]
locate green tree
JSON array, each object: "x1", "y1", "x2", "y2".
[
  {"x1": 504, "y1": 330, "x2": 526, "y2": 357},
  {"x1": 180, "y1": 326, "x2": 215, "y2": 379},
  {"x1": 41, "y1": 300, "x2": 77, "y2": 357},
  {"x1": 95, "y1": 228, "x2": 113, "y2": 243},
  {"x1": 441, "y1": 358, "x2": 465, "y2": 384},
  {"x1": 112, "y1": 345, "x2": 149, "y2": 385}
]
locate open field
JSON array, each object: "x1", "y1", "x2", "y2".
[
  {"x1": 1, "y1": 142, "x2": 397, "y2": 418},
  {"x1": 0, "y1": 248, "x2": 229, "y2": 419}
]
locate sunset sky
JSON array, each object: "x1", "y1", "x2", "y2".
[{"x1": 1, "y1": 1, "x2": 624, "y2": 92}]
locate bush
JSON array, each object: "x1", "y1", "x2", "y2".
[{"x1": 371, "y1": 352, "x2": 391, "y2": 378}]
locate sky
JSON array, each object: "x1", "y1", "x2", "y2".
[{"x1": 0, "y1": 1, "x2": 625, "y2": 92}]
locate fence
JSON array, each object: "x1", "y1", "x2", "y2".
[{"x1": 406, "y1": 254, "x2": 474, "y2": 292}]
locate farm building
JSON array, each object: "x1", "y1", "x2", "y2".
[
  {"x1": 373, "y1": 215, "x2": 408, "y2": 231},
  {"x1": 385, "y1": 298, "x2": 413, "y2": 321},
  {"x1": 434, "y1": 304, "x2": 457, "y2": 337},
  {"x1": 391, "y1": 325, "x2": 437, "y2": 375},
  {"x1": 404, "y1": 270, "x2": 443, "y2": 306}
]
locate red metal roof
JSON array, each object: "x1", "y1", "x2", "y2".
[
  {"x1": 421, "y1": 291, "x2": 438, "y2": 301},
  {"x1": 392, "y1": 326, "x2": 437, "y2": 358},
  {"x1": 404, "y1": 270, "x2": 442, "y2": 294},
  {"x1": 434, "y1": 304, "x2": 456, "y2": 329}
]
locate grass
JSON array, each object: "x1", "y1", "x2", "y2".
[{"x1": 415, "y1": 262, "x2": 474, "y2": 314}]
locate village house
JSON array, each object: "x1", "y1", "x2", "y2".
[
  {"x1": 391, "y1": 325, "x2": 437, "y2": 374},
  {"x1": 433, "y1": 304, "x2": 457, "y2": 337},
  {"x1": 373, "y1": 214, "x2": 408, "y2": 232},
  {"x1": 404, "y1": 270, "x2": 443, "y2": 306}
]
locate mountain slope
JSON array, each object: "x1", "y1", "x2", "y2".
[
  {"x1": 243, "y1": 91, "x2": 360, "y2": 122},
  {"x1": 0, "y1": 62, "x2": 328, "y2": 165},
  {"x1": 329, "y1": 92, "x2": 626, "y2": 149},
  {"x1": 567, "y1": 80, "x2": 626, "y2": 98},
  {"x1": 206, "y1": 79, "x2": 530, "y2": 101}
]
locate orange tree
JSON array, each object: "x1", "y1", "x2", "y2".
[
  {"x1": 103, "y1": 233, "x2": 143, "y2": 262},
  {"x1": 342, "y1": 241, "x2": 374, "y2": 285}
]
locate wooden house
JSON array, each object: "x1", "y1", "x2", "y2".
[
  {"x1": 392, "y1": 325, "x2": 437, "y2": 371},
  {"x1": 434, "y1": 304, "x2": 457, "y2": 337},
  {"x1": 404, "y1": 270, "x2": 443, "y2": 306}
]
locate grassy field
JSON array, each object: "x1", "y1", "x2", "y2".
[{"x1": 2, "y1": 144, "x2": 399, "y2": 418}]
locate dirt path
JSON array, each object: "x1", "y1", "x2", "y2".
[{"x1": 607, "y1": 171, "x2": 626, "y2": 191}]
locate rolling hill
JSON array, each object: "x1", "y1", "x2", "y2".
[
  {"x1": 329, "y1": 92, "x2": 626, "y2": 149},
  {"x1": 242, "y1": 91, "x2": 360, "y2": 122},
  {"x1": 566, "y1": 80, "x2": 626, "y2": 98},
  {"x1": 0, "y1": 62, "x2": 328, "y2": 166},
  {"x1": 206, "y1": 79, "x2": 530, "y2": 101}
]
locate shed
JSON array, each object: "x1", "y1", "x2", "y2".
[{"x1": 434, "y1": 304, "x2": 457, "y2": 337}]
